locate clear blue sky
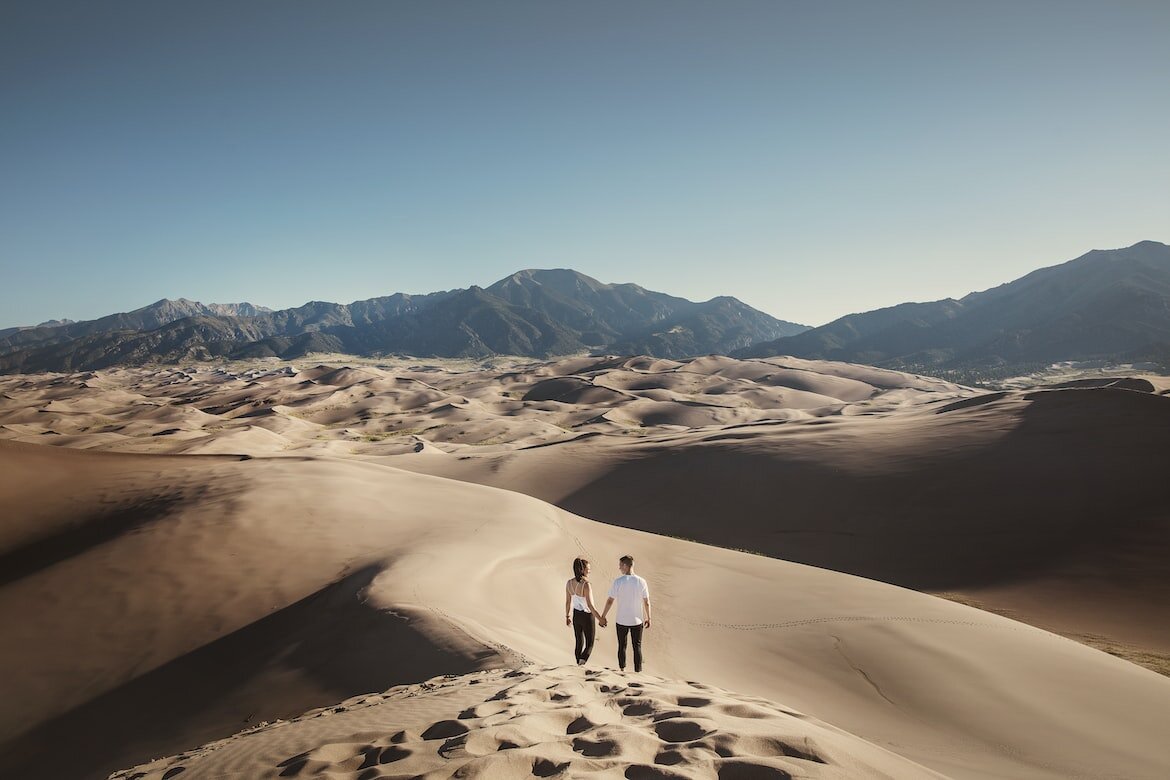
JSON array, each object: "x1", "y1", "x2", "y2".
[{"x1": 2, "y1": 1, "x2": 1167, "y2": 329}]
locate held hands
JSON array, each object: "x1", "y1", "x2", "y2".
[{"x1": 598, "y1": 616, "x2": 608, "y2": 628}]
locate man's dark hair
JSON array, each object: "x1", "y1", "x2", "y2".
[{"x1": 619, "y1": 555, "x2": 634, "y2": 567}]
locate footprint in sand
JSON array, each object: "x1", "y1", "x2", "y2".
[
  {"x1": 421, "y1": 719, "x2": 470, "y2": 740},
  {"x1": 653, "y1": 719, "x2": 712, "y2": 743}
]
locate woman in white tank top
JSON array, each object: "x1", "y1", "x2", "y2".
[{"x1": 565, "y1": 557, "x2": 606, "y2": 665}]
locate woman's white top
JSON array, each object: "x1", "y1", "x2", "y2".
[{"x1": 569, "y1": 579, "x2": 589, "y2": 612}]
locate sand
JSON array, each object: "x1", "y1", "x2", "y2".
[
  {"x1": 111, "y1": 667, "x2": 946, "y2": 780},
  {"x1": 1, "y1": 356, "x2": 1168, "y2": 779}
]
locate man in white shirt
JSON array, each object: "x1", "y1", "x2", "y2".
[{"x1": 600, "y1": 554, "x2": 651, "y2": 672}]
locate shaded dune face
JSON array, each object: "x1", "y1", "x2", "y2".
[
  {"x1": 3, "y1": 565, "x2": 522, "y2": 780},
  {"x1": 549, "y1": 388, "x2": 1170, "y2": 591}
]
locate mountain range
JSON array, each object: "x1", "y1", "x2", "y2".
[
  {"x1": 736, "y1": 240, "x2": 1170, "y2": 378},
  {"x1": 3, "y1": 241, "x2": 1168, "y2": 376},
  {"x1": 0, "y1": 270, "x2": 806, "y2": 373}
]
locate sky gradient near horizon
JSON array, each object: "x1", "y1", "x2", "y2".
[{"x1": 2, "y1": 1, "x2": 1168, "y2": 330}]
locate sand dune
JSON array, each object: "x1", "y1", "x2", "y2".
[
  {"x1": 1, "y1": 356, "x2": 1166, "y2": 655},
  {"x1": 0, "y1": 355, "x2": 970, "y2": 458},
  {"x1": 2, "y1": 356, "x2": 1169, "y2": 778},
  {"x1": 112, "y1": 667, "x2": 946, "y2": 780},
  {"x1": 2, "y1": 435, "x2": 1170, "y2": 778},
  {"x1": 386, "y1": 382, "x2": 1170, "y2": 660}
]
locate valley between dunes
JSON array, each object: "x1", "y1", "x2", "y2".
[{"x1": 1, "y1": 354, "x2": 1168, "y2": 779}]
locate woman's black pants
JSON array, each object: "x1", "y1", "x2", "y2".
[
  {"x1": 573, "y1": 609, "x2": 595, "y2": 663},
  {"x1": 616, "y1": 623, "x2": 643, "y2": 672}
]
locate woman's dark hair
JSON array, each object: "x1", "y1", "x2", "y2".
[{"x1": 572, "y1": 557, "x2": 589, "y2": 581}]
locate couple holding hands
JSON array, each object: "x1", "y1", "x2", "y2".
[{"x1": 565, "y1": 555, "x2": 651, "y2": 673}]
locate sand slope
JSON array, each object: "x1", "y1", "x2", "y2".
[
  {"x1": 385, "y1": 381, "x2": 1170, "y2": 659},
  {"x1": 2, "y1": 439, "x2": 1169, "y2": 779},
  {"x1": 113, "y1": 666, "x2": 946, "y2": 780}
]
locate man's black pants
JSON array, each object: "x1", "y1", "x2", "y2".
[{"x1": 616, "y1": 622, "x2": 644, "y2": 672}]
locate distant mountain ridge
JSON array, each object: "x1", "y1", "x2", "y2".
[
  {"x1": 0, "y1": 299, "x2": 272, "y2": 350},
  {"x1": 736, "y1": 240, "x2": 1170, "y2": 378},
  {"x1": 8, "y1": 243, "x2": 1167, "y2": 377},
  {"x1": 0, "y1": 270, "x2": 807, "y2": 373}
]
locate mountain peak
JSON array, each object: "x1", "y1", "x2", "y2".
[{"x1": 490, "y1": 268, "x2": 608, "y2": 291}]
